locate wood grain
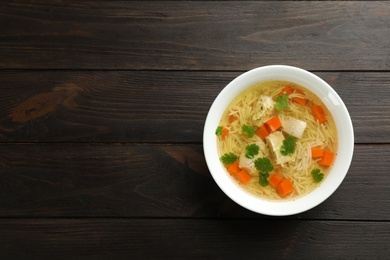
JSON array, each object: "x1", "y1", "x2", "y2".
[
  {"x1": 0, "y1": 71, "x2": 389, "y2": 143},
  {"x1": 0, "y1": 218, "x2": 388, "y2": 259},
  {"x1": 1, "y1": 1, "x2": 389, "y2": 258},
  {"x1": 1, "y1": 1, "x2": 389, "y2": 70},
  {"x1": 0, "y1": 143, "x2": 388, "y2": 220}
]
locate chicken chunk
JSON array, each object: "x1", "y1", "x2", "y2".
[
  {"x1": 266, "y1": 131, "x2": 293, "y2": 165},
  {"x1": 282, "y1": 117, "x2": 307, "y2": 139},
  {"x1": 252, "y1": 95, "x2": 275, "y2": 123}
]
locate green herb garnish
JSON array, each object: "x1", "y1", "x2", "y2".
[
  {"x1": 259, "y1": 172, "x2": 270, "y2": 187},
  {"x1": 245, "y1": 143, "x2": 260, "y2": 159},
  {"x1": 215, "y1": 126, "x2": 223, "y2": 136},
  {"x1": 311, "y1": 168, "x2": 324, "y2": 183},
  {"x1": 242, "y1": 124, "x2": 257, "y2": 138},
  {"x1": 254, "y1": 157, "x2": 274, "y2": 174},
  {"x1": 280, "y1": 136, "x2": 296, "y2": 156},
  {"x1": 275, "y1": 94, "x2": 289, "y2": 111},
  {"x1": 254, "y1": 157, "x2": 273, "y2": 187},
  {"x1": 220, "y1": 152, "x2": 238, "y2": 165}
]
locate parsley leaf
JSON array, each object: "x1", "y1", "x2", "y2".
[
  {"x1": 220, "y1": 152, "x2": 238, "y2": 165},
  {"x1": 215, "y1": 126, "x2": 223, "y2": 136},
  {"x1": 245, "y1": 144, "x2": 259, "y2": 159},
  {"x1": 255, "y1": 157, "x2": 273, "y2": 187},
  {"x1": 275, "y1": 94, "x2": 289, "y2": 111},
  {"x1": 280, "y1": 136, "x2": 296, "y2": 156},
  {"x1": 311, "y1": 168, "x2": 324, "y2": 183},
  {"x1": 242, "y1": 124, "x2": 257, "y2": 138},
  {"x1": 254, "y1": 157, "x2": 274, "y2": 174},
  {"x1": 259, "y1": 172, "x2": 270, "y2": 187}
]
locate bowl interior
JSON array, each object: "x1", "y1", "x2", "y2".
[{"x1": 203, "y1": 65, "x2": 354, "y2": 216}]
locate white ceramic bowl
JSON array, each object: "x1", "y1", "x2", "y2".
[{"x1": 203, "y1": 65, "x2": 354, "y2": 216}]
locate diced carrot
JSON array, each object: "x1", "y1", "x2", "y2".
[
  {"x1": 292, "y1": 94, "x2": 306, "y2": 106},
  {"x1": 221, "y1": 127, "x2": 229, "y2": 140},
  {"x1": 292, "y1": 96, "x2": 307, "y2": 105},
  {"x1": 280, "y1": 86, "x2": 307, "y2": 105},
  {"x1": 311, "y1": 147, "x2": 324, "y2": 158},
  {"x1": 276, "y1": 178, "x2": 295, "y2": 197},
  {"x1": 291, "y1": 89, "x2": 307, "y2": 106},
  {"x1": 319, "y1": 150, "x2": 334, "y2": 167},
  {"x1": 311, "y1": 104, "x2": 327, "y2": 123},
  {"x1": 227, "y1": 161, "x2": 240, "y2": 175},
  {"x1": 236, "y1": 169, "x2": 251, "y2": 184},
  {"x1": 265, "y1": 116, "x2": 282, "y2": 132},
  {"x1": 268, "y1": 173, "x2": 283, "y2": 188},
  {"x1": 280, "y1": 85, "x2": 294, "y2": 95},
  {"x1": 255, "y1": 124, "x2": 270, "y2": 140},
  {"x1": 228, "y1": 115, "x2": 238, "y2": 123}
]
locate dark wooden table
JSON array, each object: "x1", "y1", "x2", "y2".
[{"x1": 1, "y1": 1, "x2": 389, "y2": 258}]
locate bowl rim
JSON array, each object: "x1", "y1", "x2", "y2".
[{"x1": 203, "y1": 65, "x2": 354, "y2": 216}]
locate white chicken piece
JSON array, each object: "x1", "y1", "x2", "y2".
[
  {"x1": 252, "y1": 95, "x2": 275, "y2": 123},
  {"x1": 239, "y1": 140, "x2": 267, "y2": 176},
  {"x1": 282, "y1": 117, "x2": 307, "y2": 139},
  {"x1": 266, "y1": 131, "x2": 294, "y2": 165}
]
